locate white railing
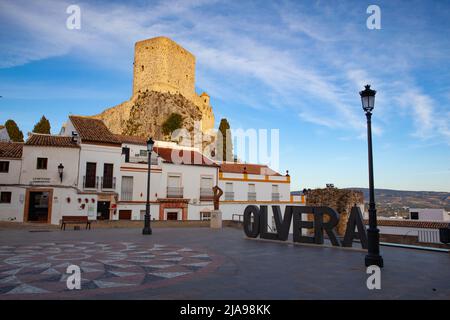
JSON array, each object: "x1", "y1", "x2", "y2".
[{"x1": 418, "y1": 229, "x2": 441, "y2": 244}]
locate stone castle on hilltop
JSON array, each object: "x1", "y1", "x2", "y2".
[{"x1": 93, "y1": 36, "x2": 215, "y2": 139}]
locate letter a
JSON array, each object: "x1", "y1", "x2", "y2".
[
  {"x1": 366, "y1": 5, "x2": 381, "y2": 30},
  {"x1": 66, "y1": 5, "x2": 81, "y2": 30},
  {"x1": 66, "y1": 264, "x2": 81, "y2": 290},
  {"x1": 366, "y1": 265, "x2": 381, "y2": 290}
]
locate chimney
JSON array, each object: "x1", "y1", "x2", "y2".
[{"x1": 71, "y1": 131, "x2": 79, "y2": 143}]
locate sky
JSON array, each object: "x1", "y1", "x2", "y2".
[{"x1": 0, "y1": 0, "x2": 449, "y2": 192}]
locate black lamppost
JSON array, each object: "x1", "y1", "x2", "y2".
[
  {"x1": 58, "y1": 163, "x2": 64, "y2": 182},
  {"x1": 143, "y1": 137, "x2": 155, "y2": 235},
  {"x1": 360, "y1": 85, "x2": 384, "y2": 268}
]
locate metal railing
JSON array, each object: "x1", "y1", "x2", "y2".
[
  {"x1": 129, "y1": 156, "x2": 159, "y2": 165},
  {"x1": 83, "y1": 176, "x2": 98, "y2": 189},
  {"x1": 271, "y1": 192, "x2": 280, "y2": 201},
  {"x1": 247, "y1": 192, "x2": 256, "y2": 201},
  {"x1": 199, "y1": 188, "x2": 214, "y2": 201},
  {"x1": 167, "y1": 187, "x2": 183, "y2": 198},
  {"x1": 232, "y1": 214, "x2": 243, "y2": 222},
  {"x1": 225, "y1": 191, "x2": 234, "y2": 201},
  {"x1": 101, "y1": 176, "x2": 116, "y2": 190}
]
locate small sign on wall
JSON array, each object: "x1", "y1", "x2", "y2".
[{"x1": 87, "y1": 204, "x2": 96, "y2": 218}]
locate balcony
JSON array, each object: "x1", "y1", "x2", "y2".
[
  {"x1": 101, "y1": 176, "x2": 116, "y2": 190},
  {"x1": 247, "y1": 192, "x2": 257, "y2": 201},
  {"x1": 271, "y1": 192, "x2": 280, "y2": 201},
  {"x1": 200, "y1": 188, "x2": 214, "y2": 201},
  {"x1": 167, "y1": 187, "x2": 184, "y2": 198},
  {"x1": 83, "y1": 176, "x2": 99, "y2": 189},
  {"x1": 128, "y1": 156, "x2": 159, "y2": 165},
  {"x1": 225, "y1": 192, "x2": 234, "y2": 201}
]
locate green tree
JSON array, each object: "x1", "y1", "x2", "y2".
[
  {"x1": 218, "y1": 118, "x2": 233, "y2": 162},
  {"x1": 4, "y1": 119, "x2": 24, "y2": 142},
  {"x1": 162, "y1": 113, "x2": 183, "y2": 135},
  {"x1": 32, "y1": 115, "x2": 51, "y2": 134}
]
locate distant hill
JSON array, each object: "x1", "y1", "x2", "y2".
[{"x1": 345, "y1": 188, "x2": 450, "y2": 217}]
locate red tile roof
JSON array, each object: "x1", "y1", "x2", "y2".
[
  {"x1": 364, "y1": 219, "x2": 450, "y2": 229},
  {"x1": 153, "y1": 147, "x2": 218, "y2": 167},
  {"x1": 220, "y1": 163, "x2": 281, "y2": 176},
  {"x1": 0, "y1": 142, "x2": 23, "y2": 159},
  {"x1": 115, "y1": 134, "x2": 147, "y2": 145},
  {"x1": 25, "y1": 134, "x2": 80, "y2": 148},
  {"x1": 69, "y1": 116, "x2": 121, "y2": 145}
]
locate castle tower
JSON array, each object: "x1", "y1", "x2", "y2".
[{"x1": 132, "y1": 36, "x2": 214, "y2": 131}]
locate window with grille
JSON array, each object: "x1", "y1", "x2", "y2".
[{"x1": 121, "y1": 176, "x2": 133, "y2": 201}]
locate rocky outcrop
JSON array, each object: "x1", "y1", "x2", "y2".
[
  {"x1": 305, "y1": 188, "x2": 364, "y2": 236},
  {"x1": 92, "y1": 90, "x2": 203, "y2": 141}
]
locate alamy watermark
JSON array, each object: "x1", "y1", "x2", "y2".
[
  {"x1": 66, "y1": 4, "x2": 81, "y2": 30},
  {"x1": 366, "y1": 265, "x2": 381, "y2": 290},
  {"x1": 366, "y1": 5, "x2": 381, "y2": 30},
  {"x1": 66, "y1": 264, "x2": 81, "y2": 290},
  {"x1": 169, "y1": 121, "x2": 280, "y2": 172}
]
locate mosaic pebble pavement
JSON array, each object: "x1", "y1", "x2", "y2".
[{"x1": 0, "y1": 241, "x2": 219, "y2": 298}]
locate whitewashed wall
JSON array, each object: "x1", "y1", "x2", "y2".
[
  {"x1": 78, "y1": 144, "x2": 122, "y2": 194},
  {"x1": 0, "y1": 159, "x2": 22, "y2": 184},
  {"x1": 0, "y1": 186, "x2": 25, "y2": 222},
  {"x1": 20, "y1": 146, "x2": 80, "y2": 187}
]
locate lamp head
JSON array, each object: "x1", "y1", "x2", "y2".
[
  {"x1": 147, "y1": 137, "x2": 155, "y2": 152},
  {"x1": 359, "y1": 84, "x2": 376, "y2": 113}
]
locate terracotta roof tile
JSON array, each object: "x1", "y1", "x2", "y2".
[
  {"x1": 0, "y1": 142, "x2": 23, "y2": 159},
  {"x1": 154, "y1": 147, "x2": 218, "y2": 167},
  {"x1": 364, "y1": 219, "x2": 450, "y2": 229},
  {"x1": 70, "y1": 116, "x2": 120, "y2": 145},
  {"x1": 25, "y1": 134, "x2": 80, "y2": 148},
  {"x1": 220, "y1": 163, "x2": 281, "y2": 176},
  {"x1": 115, "y1": 134, "x2": 147, "y2": 145}
]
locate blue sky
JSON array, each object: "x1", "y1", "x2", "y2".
[{"x1": 0, "y1": 0, "x2": 449, "y2": 192}]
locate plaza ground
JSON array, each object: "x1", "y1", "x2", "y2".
[{"x1": 0, "y1": 224, "x2": 449, "y2": 299}]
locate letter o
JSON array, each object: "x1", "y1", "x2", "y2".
[{"x1": 243, "y1": 205, "x2": 260, "y2": 238}]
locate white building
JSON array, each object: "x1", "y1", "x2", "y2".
[
  {"x1": 0, "y1": 115, "x2": 302, "y2": 225},
  {"x1": 408, "y1": 208, "x2": 449, "y2": 222}
]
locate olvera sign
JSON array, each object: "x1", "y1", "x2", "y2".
[{"x1": 243, "y1": 205, "x2": 368, "y2": 248}]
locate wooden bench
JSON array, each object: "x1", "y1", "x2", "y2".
[{"x1": 60, "y1": 216, "x2": 91, "y2": 230}]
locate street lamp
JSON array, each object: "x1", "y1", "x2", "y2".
[
  {"x1": 360, "y1": 85, "x2": 384, "y2": 268},
  {"x1": 143, "y1": 137, "x2": 155, "y2": 235},
  {"x1": 58, "y1": 163, "x2": 64, "y2": 182}
]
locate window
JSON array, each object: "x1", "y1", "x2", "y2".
[
  {"x1": 272, "y1": 185, "x2": 280, "y2": 201},
  {"x1": 121, "y1": 176, "x2": 133, "y2": 201},
  {"x1": 0, "y1": 161, "x2": 9, "y2": 173},
  {"x1": 200, "y1": 212, "x2": 211, "y2": 221},
  {"x1": 248, "y1": 183, "x2": 256, "y2": 201},
  {"x1": 85, "y1": 162, "x2": 97, "y2": 188},
  {"x1": 410, "y1": 212, "x2": 419, "y2": 220},
  {"x1": 36, "y1": 158, "x2": 48, "y2": 170},
  {"x1": 200, "y1": 176, "x2": 213, "y2": 200},
  {"x1": 139, "y1": 150, "x2": 148, "y2": 157},
  {"x1": 167, "y1": 174, "x2": 182, "y2": 198},
  {"x1": 102, "y1": 163, "x2": 114, "y2": 189},
  {"x1": 0, "y1": 192, "x2": 12, "y2": 203},
  {"x1": 225, "y1": 182, "x2": 234, "y2": 200}
]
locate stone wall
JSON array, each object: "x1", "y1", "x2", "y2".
[{"x1": 305, "y1": 188, "x2": 364, "y2": 236}]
